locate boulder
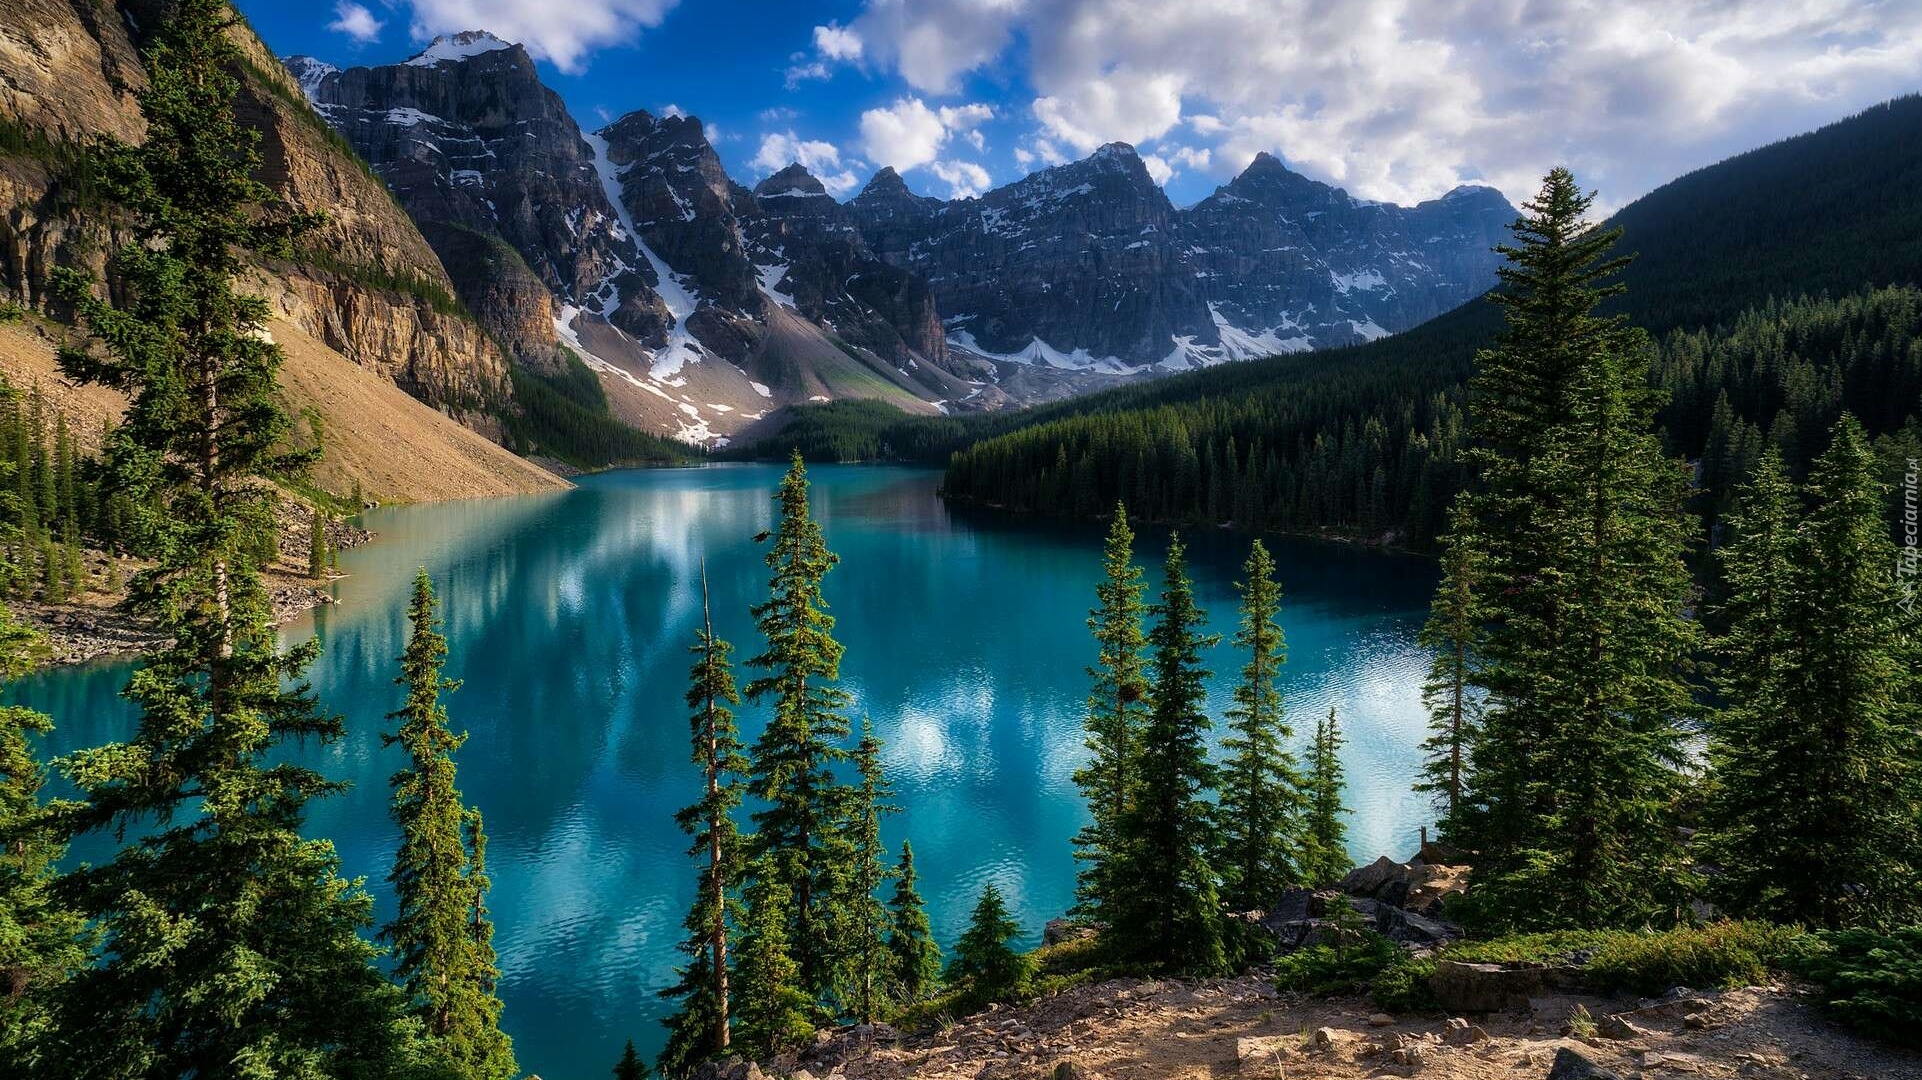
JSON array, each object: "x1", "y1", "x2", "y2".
[
  {"x1": 1052, "y1": 1062, "x2": 1097, "y2": 1080},
  {"x1": 1043, "y1": 919, "x2": 1097, "y2": 946},
  {"x1": 1340, "y1": 856, "x2": 1415, "y2": 897},
  {"x1": 1598, "y1": 1013, "x2": 1653, "y2": 1040},
  {"x1": 1546, "y1": 1047, "x2": 1622, "y2": 1080},
  {"x1": 1429, "y1": 961, "x2": 1550, "y2": 1013},
  {"x1": 1376, "y1": 904, "x2": 1462, "y2": 946},
  {"x1": 1442, "y1": 1017, "x2": 1488, "y2": 1045}
]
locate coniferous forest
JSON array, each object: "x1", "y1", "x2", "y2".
[{"x1": 5, "y1": 3, "x2": 1922, "y2": 1079}]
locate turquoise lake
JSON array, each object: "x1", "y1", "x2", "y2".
[{"x1": 13, "y1": 463, "x2": 1439, "y2": 1079}]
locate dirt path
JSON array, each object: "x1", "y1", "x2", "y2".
[{"x1": 812, "y1": 975, "x2": 1921, "y2": 1080}]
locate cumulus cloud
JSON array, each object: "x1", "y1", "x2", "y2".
[
  {"x1": 327, "y1": 1, "x2": 384, "y2": 43},
  {"x1": 753, "y1": 131, "x2": 862, "y2": 196},
  {"x1": 814, "y1": 23, "x2": 864, "y2": 61},
  {"x1": 405, "y1": 0, "x2": 678, "y2": 73},
  {"x1": 859, "y1": 97, "x2": 995, "y2": 172},
  {"x1": 929, "y1": 159, "x2": 993, "y2": 198},
  {"x1": 849, "y1": 0, "x2": 1922, "y2": 207}
]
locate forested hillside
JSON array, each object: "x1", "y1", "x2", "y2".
[{"x1": 930, "y1": 95, "x2": 1922, "y2": 547}]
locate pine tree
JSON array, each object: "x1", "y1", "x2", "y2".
[
  {"x1": 730, "y1": 864, "x2": 818, "y2": 1061},
  {"x1": 43, "y1": 3, "x2": 422, "y2": 1072},
  {"x1": 1414, "y1": 510, "x2": 1483, "y2": 838},
  {"x1": 885, "y1": 841, "x2": 940, "y2": 1004},
  {"x1": 1108, "y1": 536, "x2": 1228, "y2": 974},
  {"x1": 0, "y1": 600, "x2": 85, "y2": 1064},
  {"x1": 832, "y1": 718, "x2": 897, "y2": 1023},
  {"x1": 1072, "y1": 503, "x2": 1150, "y2": 923},
  {"x1": 947, "y1": 883, "x2": 1033, "y2": 1004},
  {"x1": 660, "y1": 563, "x2": 748, "y2": 1078},
  {"x1": 744, "y1": 452, "x2": 854, "y2": 1000},
  {"x1": 1299, "y1": 708, "x2": 1352, "y2": 887},
  {"x1": 1706, "y1": 421, "x2": 1921, "y2": 927},
  {"x1": 308, "y1": 504, "x2": 329, "y2": 579},
  {"x1": 383, "y1": 570, "x2": 517, "y2": 1080},
  {"x1": 1216, "y1": 539, "x2": 1304, "y2": 912},
  {"x1": 1443, "y1": 169, "x2": 1697, "y2": 930},
  {"x1": 615, "y1": 1039, "x2": 652, "y2": 1080}
]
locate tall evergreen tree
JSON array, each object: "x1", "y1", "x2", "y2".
[
  {"x1": 832, "y1": 719, "x2": 897, "y2": 1023},
  {"x1": 1072, "y1": 504, "x2": 1150, "y2": 923},
  {"x1": 383, "y1": 570, "x2": 516, "y2": 1080},
  {"x1": 884, "y1": 842, "x2": 940, "y2": 1004},
  {"x1": 730, "y1": 863, "x2": 818, "y2": 1061},
  {"x1": 744, "y1": 453, "x2": 854, "y2": 1000},
  {"x1": 1299, "y1": 708, "x2": 1352, "y2": 887},
  {"x1": 1706, "y1": 421, "x2": 1921, "y2": 927},
  {"x1": 661, "y1": 564, "x2": 748, "y2": 1077},
  {"x1": 1108, "y1": 536, "x2": 1228, "y2": 974},
  {"x1": 946, "y1": 883, "x2": 1033, "y2": 1004},
  {"x1": 44, "y1": 3, "x2": 423, "y2": 1072},
  {"x1": 0, "y1": 598, "x2": 84, "y2": 1064},
  {"x1": 1216, "y1": 539, "x2": 1304, "y2": 911},
  {"x1": 1414, "y1": 510, "x2": 1483, "y2": 838},
  {"x1": 1444, "y1": 169, "x2": 1697, "y2": 930}
]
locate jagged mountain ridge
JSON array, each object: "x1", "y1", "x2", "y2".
[{"x1": 284, "y1": 30, "x2": 1514, "y2": 443}]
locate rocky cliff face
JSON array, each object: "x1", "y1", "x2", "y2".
[{"x1": 0, "y1": 0, "x2": 514, "y2": 429}]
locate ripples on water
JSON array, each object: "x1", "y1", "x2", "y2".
[{"x1": 12, "y1": 464, "x2": 1438, "y2": 1079}]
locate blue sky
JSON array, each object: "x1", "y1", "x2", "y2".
[{"x1": 246, "y1": 0, "x2": 1922, "y2": 211}]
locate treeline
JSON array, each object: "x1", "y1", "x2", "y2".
[
  {"x1": 1657, "y1": 286, "x2": 1922, "y2": 530},
  {"x1": 0, "y1": 377, "x2": 137, "y2": 601},
  {"x1": 504, "y1": 354, "x2": 692, "y2": 468}
]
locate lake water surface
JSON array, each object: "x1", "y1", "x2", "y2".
[{"x1": 13, "y1": 464, "x2": 1438, "y2": 1079}]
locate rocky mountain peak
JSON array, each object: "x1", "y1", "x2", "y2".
[
  {"x1": 753, "y1": 163, "x2": 829, "y2": 200},
  {"x1": 404, "y1": 30, "x2": 518, "y2": 68},
  {"x1": 860, "y1": 166, "x2": 914, "y2": 198},
  {"x1": 282, "y1": 55, "x2": 338, "y2": 101}
]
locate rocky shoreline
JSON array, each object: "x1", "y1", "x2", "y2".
[{"x1": 18, "y1": 509, "x2": 374, "y2": 668}]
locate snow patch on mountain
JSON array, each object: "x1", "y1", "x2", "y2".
[
  {"x1": 583, "y1": 130, "x2": 704, "y2": 379},
  {"x1": 949, "y1": 331, "x2": 1145, "y2": 376},
  {"x1": 406, "y1": 31, "x2": 513, "y2": 67}
]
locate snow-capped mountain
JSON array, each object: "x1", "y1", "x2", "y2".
[{"x1": 282, "y1": 33, "x2": 1513, "y2": 444}]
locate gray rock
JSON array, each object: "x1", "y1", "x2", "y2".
[
  {"x1": 1340, "y1": 856, "x2": 1415, "y2": 897},
  {"x1": 1429, "y1": 961, "x2": 1550, "y2": 1013},
  {"x1": 1546, "y1": 1047, "x2": 1622, "y2": 1080}
]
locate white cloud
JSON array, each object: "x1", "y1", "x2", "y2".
[
  {"x1": 858, "y1": 96, "x2": 994, "y2": 173},
  {"x1": 327, "y1": 1, "x2": 383, "y2": 43},
  {"x1": 813, "y1": 23, "x2": 864, "y2": 61},
  {"x1": 847, "y1": 0, "x2": 1922, "y2": 208},
  {"x1": 929, "y1": 159, "x2": 992, "y2": 198},
  {"x1": 405, "y1": 0, "x2": 678, "y2": 74},
  {"x1": 753, "y1": 131, "x2": 861, "y2": 196},
  {"x1": 784, "y1": 59, "x2": 832, "y2": 88},
  {"x1": 1140, "y1": 153, "x2": 1173, "y2": 185},
  {"x1": 661, "y1": 103, "x2": 687, "y2": 118}
]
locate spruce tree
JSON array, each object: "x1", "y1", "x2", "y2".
[
  {"x1": 660, "y1": 564, "x2": 747, "y2": 1077},
  {"x1": 0, "y1": 600, "x2": 84, "y2": 1064},
  {"x1": 1299, "y1": 708, "x2": 1352, "y2": 887},
  {"x1": 832, "y1": 718, "x2": 897, "y2": 1023},
  {"x1": 730, "y1": 863, "x2": 818, "y2": 1061},
  {"x1": 383, "y1": 570, "x2": 516, "y2": 1080},
  {"x1": 744, "y1": 453, "x2": 854, "y2": 1001},
  {"x1": 1707, "y1": 421, "x2": 1921, "y2": 927},
  {"x1": 1072, "y1": 503, "x2": 1150, "y2": 923},
  {"x1": 1443, "y1": 169, "x2": 1696, "y2": 930},
  {"x1": 946, "y1": 883, "x2": 1033, "y2": 1004},
  {"x1": 1216, "y1": 539, "x2": 1304, "y2": 912},
  {"x1": 615, "y1": 1039, "x2": 652, "y2": 1080},
  {"x1": 1108, "y1": 536, "x2": 1228, "y2": 974},
  {"x1": 44, "y1": 2, "x2": 421, "y2": 1072},
  {"x1": 885, "y1": 841, "x2": 940, "y2": 1004},
  {"x1": 1414, "y1": 510, "x2": 1483, "y2": 838},
  {"x1": 309, "y1": 504, "x2": 329, "y2": 579}
]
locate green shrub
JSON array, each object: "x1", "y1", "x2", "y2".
[
  {"x1": 1445, "y1": 930, "x2": 1614, "y2": 966},
  {"x1": 1370, "y1": 956, "x2": 1438, "y2": 1013},
  {"x1": 1585, "y1": 922, "x2": 1803, "y2": 995},
  {"x1": 1273, "y1": 931, "x2": 1406, "y2": 996},
  {"x1": 1788, "y1": 925, "x2": 1922, "y2": 1048},
  {"x1": 0, "y1": 300, "x2": 22, "y2": 323}
]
